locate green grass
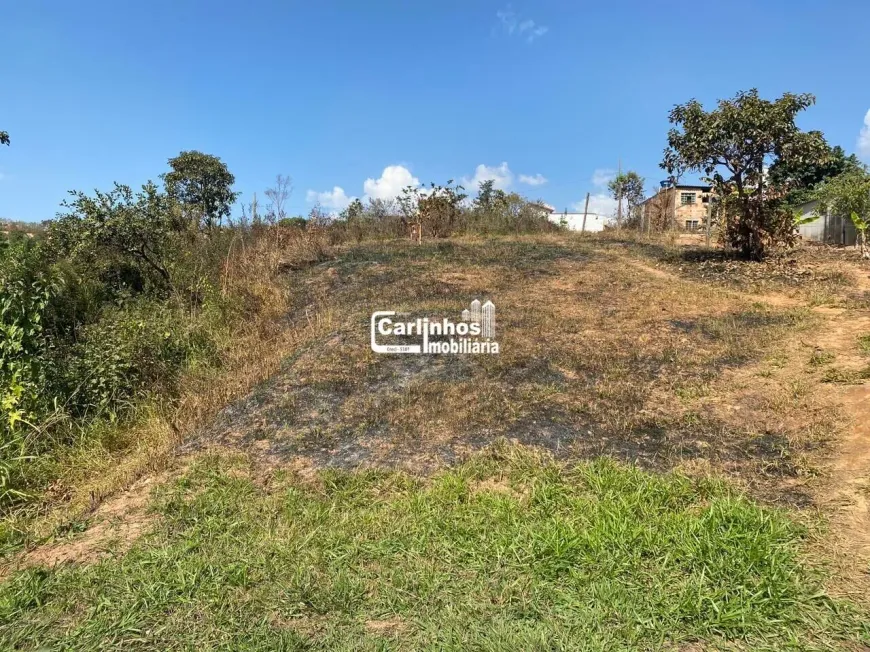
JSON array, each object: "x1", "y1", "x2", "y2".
[
  {"x1": 808, "y1": 350, "x2": 836, "y2": 367},
  {"x1": 1, "y1": 446, "x2": 866, "y2": 651}
]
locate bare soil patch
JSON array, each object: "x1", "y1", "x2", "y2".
[{"x1": 0, "y1": 472, "x2": 166, "y2": 578}]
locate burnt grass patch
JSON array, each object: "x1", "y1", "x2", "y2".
[
  {"x1": 187, "y1": 235, "x2": 837, "y2": 503},
  {"x1": 614, "y1": 237, "x2": 855, "y2": 298}
]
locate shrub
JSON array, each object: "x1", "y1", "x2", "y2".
[
  {"x1": 53, "y1": 301, "x2": 216, "y2": 419},
  {"x1": 0, "y1": 240, "x2": 60, "y2": 438},
  {"x1": 277, "y1": 216, "x2": 306, "y2": 229}
]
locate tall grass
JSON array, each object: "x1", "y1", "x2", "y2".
[{"x1": 0, "y1": 224, "x2": 333, "y2": 542}]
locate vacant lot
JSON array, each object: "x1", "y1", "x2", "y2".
[{"x1": 2, "y1": 234, "x2": 870, "y2": 650}]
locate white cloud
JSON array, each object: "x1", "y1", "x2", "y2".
[
  {"x1": 306, "y1": 165, "x2": 420, "y2": 214},
  {"x1": 570, "y1": 168, "x2": 620, "y2": 216},
  {"x1": 496, "y1": 6, "x2": 548, "y2": 43},
  {"x1": 858, "y1": 109, "x2": 870, "y2": 159},
  {"x1": 521, "y1": 23, "x2": 548, "y2": 42},
  {"x1": 496, "y1": 7, "x2": 518, "y2": 34},
  {"x1": 518, "y1": 173, "x2": 547, "y2": 186},
  {"x1": 463, "y1": 162, "x2": 514, "y2": 191},
  {"x1": 591, "y1": 168, "x2": 616, "y2": 187},
  {"x1": 572, "y1": 194, "x2": 618, "y2": 217},
  {"x1": 311, "y1": 162, "x2": 549, "y2": 213},
  {"x1": 305, "y1": 186, "x2": 354, "y2": 211},
  {"x1": 363, "y1": 165, "x2": 420, "y2": 201}
]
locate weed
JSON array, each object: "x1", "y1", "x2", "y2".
[{"x1": 808, "y1": 349, "x2": 836, "y2": 367}]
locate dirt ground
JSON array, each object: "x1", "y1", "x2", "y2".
[{"x1": 4, "y1": 234, "x2": 870, "y2": 586}]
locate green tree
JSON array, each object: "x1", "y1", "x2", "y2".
[
  {"x1": 475, "y1": 180, "x2": 496, "y2": 211},
  {"x1": 0, "y1": 131, "x2": 9, "y2": 146},
  {"x1": 162, "y1": 151, "x2": 238, "y2": 231},
  {"x1": 816, "y1": 165, "x2": 870, "y2": 259},
  {"x1": 50, "y1": 182, "x2": 177, "y2": 288},
  {"x1": 339, "y1": 198, "x2": 365, "y2": 221},
  {"x1": 607, "y1": 171, "x2": 645, "y2": 227},
  {"x1": 662, "y1": 89, "x2": 829, "y2": 260},
  {"x1": 768, "y1": 144, "x2": 860, "y2": 207}
]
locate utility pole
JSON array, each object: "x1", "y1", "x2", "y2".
[{"x1": 581, "y1": 192, "x2": 590, "y2": 233}]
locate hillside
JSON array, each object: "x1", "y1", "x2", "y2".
[{"x1": 2, "y1": 233, "x2": 870, "y2": 649}]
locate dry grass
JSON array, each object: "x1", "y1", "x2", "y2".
[
  {"x1": 5, "y1": 232, "x2": 870, "y2": 646},
  {"x1": 2, "y1": 227, "x2": 337, "y2": 550},
  {"x1": 186, "y1": 234, "x2": 859, "y2": 509},
  {"x1": 8, "y1": 232, "x2": 869, "y2": 563}
]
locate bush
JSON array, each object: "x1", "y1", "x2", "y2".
[
  {"x1": 277, "y1": 216, "x2": 306, "y2": 229},
  {"x1": 53, "y1": 302, "x2": 215, "y2": 419},
  {"x1": 0, "y1": 240, "x2": 60, "y2": 438}
]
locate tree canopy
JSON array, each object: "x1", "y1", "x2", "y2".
[
  {"x1": 162, "y1": 151, "x2": 238, "y2": 231},
  {"x1": 607, "y1": 171, "x2": 645, "y2": 226},
  {"x1": 816, "y1": 164, "x2": 870, "y2": 259},
  {"x1": 662, "y1": 89, "x2": 829, "y2": 260},
  {"x1": 0, "y1": 131, "x2": 9, "y2": 146},
  {"x1": 50, "y1": 182, "x2": 177, "y2": 289},
  {"x1": 769, "y1": 144, "x2": 860, "y2": 207}
]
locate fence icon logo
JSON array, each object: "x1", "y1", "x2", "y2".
[{"x1": 370, "y1": 299, "x2": 499, "y2": 355}]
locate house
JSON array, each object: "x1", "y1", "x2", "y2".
[
  {"x1": 529, "y1": 203, "x2": 608, "y2": 232},
  {"x1": 794, "y1": 199, "x2": 857, "y2": 246},
  {"x1": 548, "y1": 211, "x2": 608, "y2": 232},
  {"x1": 639, "y1": 185, "x2": 713, "y2": 231}
]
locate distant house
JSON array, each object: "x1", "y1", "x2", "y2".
[
  {"x1": 639, "y1": 185, "x2": 713, "y2": 231},
  {"x1": 794, "y1": 199, "x2": 857, "y2": 246},
  {"x1": 549, "y1": 211, "x2": 608, "y2": 232},
  {"x1": 529, "y1": 203, "x2": 608, "y2": 232}
]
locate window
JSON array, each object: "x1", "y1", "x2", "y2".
[
  {"x1": 680, "y1": 192, "x2": 696, "y2": 205},
  {"x1": 685, "y1": 220, "x2": 699, "y2": 231}
]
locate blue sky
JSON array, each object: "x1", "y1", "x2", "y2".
[{"x1": 2, "y1": 0, "x2": 870, "y2": 222}]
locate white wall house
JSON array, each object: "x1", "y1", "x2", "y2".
[
  {"x1": 546, "y1": 212, "x2": 608, "y2": 232},
  {"x1": 527, "y1": 202, "x2": 610, "y2": 232},
  {"x1": 795, "y1": 199, "x2": 857, "y2": 246}
]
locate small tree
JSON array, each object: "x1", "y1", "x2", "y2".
[
  {"x1": 608, "y1": 171, "x2": 645, "y2": 228},
  {"x1": 264, "y1": 174, "x2": 293, "y2": 224},
  {"x1": 162, "y1": 151, "x2": 238, "y2": 231},
  {"x1": 50, "y1": 182, "x2": 177, "y2": 289},
  {"x1": 399, "y1": 181, "x2": 467, "y2": 239},
  {"x1": 662, "y1": 89, "x2": 829, "y2": 260},
  {"x1": 475, "y1": 179, "x2": 495, "y2": 212},
  {"x1": 816, "y1": 165, "x2": 870, "y2": 259}
]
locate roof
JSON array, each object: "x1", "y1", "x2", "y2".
[
  {"x1": 528, "y1": 201, "x2": 556, "y2": 213},
  {"x1": 667, "y1": 185, "x2": 712, "y2": 192}
]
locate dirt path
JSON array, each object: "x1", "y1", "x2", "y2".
[
  {"x1": 814, "y1": 306, "x2": 870, "y2": 561},
  {"x1": 0, "y1": 471, "x2": 169, "y2": 580},
  {"x1": 627, "y1": 253, "x2": 870, "y2": 560},
  {"x1": 826, "y1": 384, "x2": 870, "y2": 556},
  {"x1": 804, "y1": 266, "x2": 870, "y2": 561}
]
